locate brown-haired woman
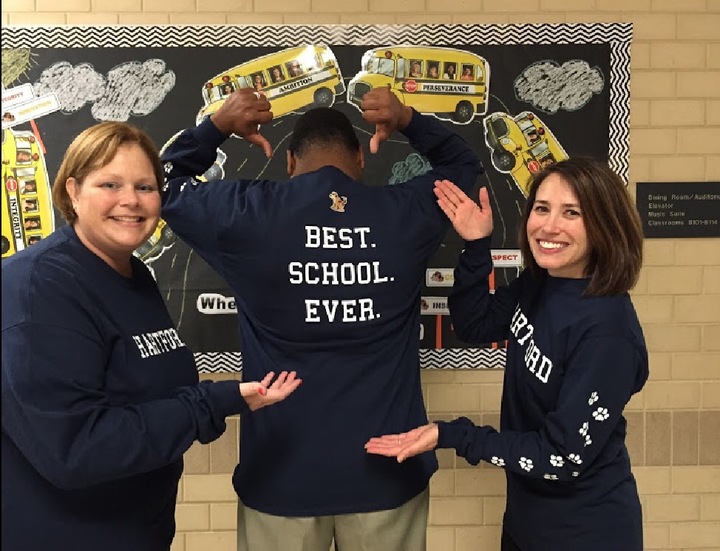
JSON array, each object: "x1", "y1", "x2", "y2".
[
  {"x1": 366, "y1": 158, "x2": 647, "y2": 551},
  {"x1": 2, "y1": 121, "x2": 301, "y2": 551}
]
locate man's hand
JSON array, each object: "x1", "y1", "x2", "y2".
[
  {"x1": 239, "y1": 371, "x2": 302, "y2": 411},
  {"x1": 210, "y1": 89, "x2": 274, "y2": 158},
  {"x1": 360, "y1": 87, "x2": 413, "y2": 154}
]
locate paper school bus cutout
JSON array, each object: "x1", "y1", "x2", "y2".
[
  {"x1": 347, "y1": 46, "x2": 490, "y2": 124},
  {"x1": 483, "y1": 111, "x2": 569, "y2": 196},
  {"x1": 2, "y1": 127, "x2": 55, "y2": 258},
  {"x1": 197, "y1": 44, "x2": 345, "y2": 125}
]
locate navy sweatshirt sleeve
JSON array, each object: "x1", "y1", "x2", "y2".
[
  {"x1": 447, "y1": 237, "x2": 522, "y2": 344},
  {"x1": 160, "y1": 120, "x2": 253, "y2": 272},
  {"x1": 1, "y1": 257, "x2": 249, "y2": 491},
  {"x1": 437, "y1": 334, "x2": 645, "y2": 481}
]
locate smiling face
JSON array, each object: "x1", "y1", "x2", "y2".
[
  {"x1": 526, "y1": 173, "x2": 590, "y2": 279},
  {"x1": 67, "y1": 143, "x2": 160, "y2": 275}
]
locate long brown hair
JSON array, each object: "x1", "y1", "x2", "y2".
[
  {"x1": 52, "y1": 122, "x2": 163, "y2": 224},
  {"x1": 518, "y1": 158, "x2": 643, "y2": 296}
]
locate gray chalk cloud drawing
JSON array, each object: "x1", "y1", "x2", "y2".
[
  {"x1": 514, "y1": 60, "x2": 604, "y2": 114},
  {"x1": 388, "y1": 153, "x2": 432, "y2": 186},
  {"x1": 33, "y1": 62, "x2": 105, "y2": 113},
  {"x1": 93, "y1": 60, "x2": 175, "y2": 121},
  {"x1": 33, "y1": 59, "x2": 175, "y2": 121}
]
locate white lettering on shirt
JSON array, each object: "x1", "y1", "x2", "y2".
[
  {"x1": 510, "y1": 306, "x2": 553, "y2": 383},
  {"x1": 132, "y1": 328, "x2": 187, "y2": 359},
  {"x1": 293, "y1": 226, "x2": 391, "y2": 325}
]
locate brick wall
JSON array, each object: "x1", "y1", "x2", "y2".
[{"x1": 3, "y1": 1, "x2": 718, "y2": 550}]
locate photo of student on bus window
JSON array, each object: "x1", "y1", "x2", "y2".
[
  {"x1": 524, "y1": 128, "x2": 541, "y2": 146},
  {"x1": 269, "y1": 66, "x2": 285, "y2": 83},
  {"x1": 16, "y1": 150, "x2": 34, "y2": 164},
  {"x1": 251, "y1": 72, "x2": 266, "y2": 91},
  {"x1": 460, "y1": 64, "x2": 474, "y2": 81},
  {"x1": 221, "y1": 83, "x2": 234, "y2": 96},
  {"x1": 22, "y1": 199, "x2": 38, "y2": 213},
  {"x1": 286, "y1": 61, "x2": 303, "y2": 78},
  {"x1": 409, "y1": 60, "x2": 423, "y2": 78},
  {"x1": 443, "y1": 63, "x2": 457, "y2": 80},
  {"x1": 21, "y1": 181, "x2": 37, "y2": 195},
  {"x1": 428, "y1": 63, "x2": 440, "y2": 78},
  {"x1": 540, "y1": 156, "x2": 556, "y2": 169},
  {"x1": 24, "y1": 217, "x2": 41, "y2": 231}
]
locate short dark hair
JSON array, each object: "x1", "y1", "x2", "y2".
[
  {"x1": 288, "y1": 107, "x2": 360, "y2": 158},
  {"x1": 518, "y1": 157, "x2": 643, "y2": 296}
]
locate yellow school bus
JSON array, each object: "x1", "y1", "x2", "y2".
[
  {"x1": 483, "y1": 111, "x2": 569, "y2": 196},
  {"x1": 197, "y1": 44, "x2": 345, "y2": 124},
  {"x1": 347, "y1": 46, "x2": 490, "y2": 124},
  {"x1": 1, "y1": 127, "x2": 55, "y2": 258}
]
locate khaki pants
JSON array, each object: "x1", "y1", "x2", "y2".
[{"x1": 236, "y1": 487, "x2": 429, "y2": 551}]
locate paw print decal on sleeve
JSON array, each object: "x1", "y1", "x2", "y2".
[
  {"x1": 550, "y1": 454, "x2": 564, "y2": 467},
  {"x1": 588, "y1": 392, "x2": 599, "y2": 405},
  {"x1": 592, "y1": 407, "x2": 609, "y2": 421},
  {"x1": 543, "y1": 473, "x2": 559, "y2": 480},
  {"x1": 579, "y1": 422, "x2": 593, "y2": 446},
  {"x1": 567, "y1": 453, "x2": 583, "y2": 465},
  {"x1": 490, "y1": 456, "x2": 505, "y2": 467},
  {"x1": 519, "y1": 457, "x2": 534, "y2": 472}
]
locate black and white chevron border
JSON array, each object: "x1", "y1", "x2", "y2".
[
  {"x1": 419, "y1": 348, "x2": 507, "y2": 369},
  {"x1": 610, "y1": 39, "x2": 631, "y2": 182},
  {"x1": 0, "y1": 23, "x2": 632, "y2": 48},
  {"x1": 1, "y1": 23, "x2": 631, "y2": 181},
  {"x1": 194, "y1": 352, "x2": 243, "y2": 374},
  {"x1": 193, "y1": 348, "x2": 507, "y2": 373}
]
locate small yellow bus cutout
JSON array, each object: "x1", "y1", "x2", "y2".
[
  {"x1": 347, "y1": 46, "x2": 490, "y2": 124},
  {"x1": 197, "y1": 44, "x2": 345, "y2": 125},
  {"x1": 483, "y1": 111, "x2": 569, "y2": 196}
]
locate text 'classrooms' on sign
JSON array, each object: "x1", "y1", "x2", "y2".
[{"x1": 635, "y1": 182, "x2": 720, "y2": 238}]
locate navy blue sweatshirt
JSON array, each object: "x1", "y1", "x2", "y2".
[
  {"x1": 2, "y1": 225, "x2": 249, "y2": 551},
  {"x1": 160, "y1": 110, "x2": 482, "y2": 515},
  {"x1": 438, "y1": 237, "x2": 648, "y2": 551}
]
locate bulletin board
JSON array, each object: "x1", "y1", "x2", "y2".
[{"x1": 0, "y1": 23, "x2": 631, "y2": 371}]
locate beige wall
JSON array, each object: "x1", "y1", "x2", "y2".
[{"x1": 3, "y1": 1, "x2": 719, "y2": 550}]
